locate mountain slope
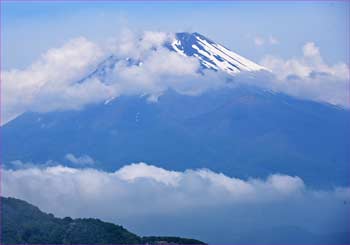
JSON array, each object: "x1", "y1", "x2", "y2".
[
  {"x1": 3, "y1": 86, "x2": 349, "y2": 188},
  {"x1": 1, "y1": 196, "x2": 205, "y2": 244}
]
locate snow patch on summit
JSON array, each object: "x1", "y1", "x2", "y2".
[{"x1": 171, "y1": 32, "x2": 266, "y2": 75}]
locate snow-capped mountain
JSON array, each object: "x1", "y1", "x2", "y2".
[
  {"x1": 82, "y1": 32, "x2": 266, "y2": 84},
  {"x1": 168, "y1": 32, "x2": 266, "y2": 74}
]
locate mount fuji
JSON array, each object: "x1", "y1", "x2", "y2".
[{"x1": 2, "y1": 32, "x2": 349, "y2": 188}]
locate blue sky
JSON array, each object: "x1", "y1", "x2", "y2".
[{"x1": 1, "y1": 1, "x2": 349, "y2": 70}]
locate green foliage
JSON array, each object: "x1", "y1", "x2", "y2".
[{"x1": 1, "y1": 197, "x2": 205, "y2": 244}]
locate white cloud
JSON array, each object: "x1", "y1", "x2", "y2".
[
  {"x1": 266, "y1": 174, "x2": 304, "y2": 194},
  {"x1": 303, "y1": 42, "x2": 320, "y2": 57},
  {"x1": 254, "y1": 35, "x2": 279, "y2": 46},
  {"x1": 108, "y1": 30, "x2": 174, "y2": 60},
  {"x1": 256, "y1": 42, "x2": 350, "y2": 107},
  {"x1": 116, "y1": 163, "x2": 181, "y2": 186},
  {"x1": 65, "y1": 153, "x2": 95, "y2": 166},
  {"x1": 2, "y1": 37, "x2": 107, "y2": 123},
  {"x1": 2, "y1": 31, "x2": 224, "y2": 124},
  {"x1": 141, "y1": 31, "x2": 173, "y2": 50},
  {"x1": 2, "y1": 162, "x2": 349, "y2": 243},
  {"x1": 1, "y1": 163, "x2": 309, "y2": 211},
  {"x1": 111, "y1": 47, "x2": 201, "y2": 93},
  {"x1": 262, "y1": 42, "x2": 349, "y2": 81},
  {"x1": 254, "y1": 36, "x2": 265, "y2": 46},
  {"x1": 268, "y1": 36, "x2": 279, "y2": 45}
]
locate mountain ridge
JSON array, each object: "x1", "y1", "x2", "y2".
[{"x1": 1, "y1": 196, "x2": 205, "y2": 244}]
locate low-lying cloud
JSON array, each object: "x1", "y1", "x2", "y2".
[{"x1": 2, "y1": 162, "x2": 350, "y2": 243}]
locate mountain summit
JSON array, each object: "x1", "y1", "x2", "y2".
[{"x1": 168, "y1": 32, "x2": 266, "y2": 74}]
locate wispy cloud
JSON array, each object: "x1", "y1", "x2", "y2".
[
  {"x1": 65, "y1": 153, "x2": 95, "y2": 166},
  {"x1": 254, "y1": 35, "x2": 279, "y2": 47},
  {"x1": 254, "y1": 36, "x2": 265, "y2": 46},
  {"x1": 268, "y1": 36, "x2": 279, "y2": 45}
]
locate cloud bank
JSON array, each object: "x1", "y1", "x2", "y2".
[
  {"x1": 2, "y1": 162, "x2": 350, "y2": 243},
  {"x1": 2, "y1": 31, "x2": 349, "y2": 124}
]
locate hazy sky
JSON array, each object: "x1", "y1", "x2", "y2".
[{"x1": 2, "y1": 1, "x2": 349, "y2": 69}]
